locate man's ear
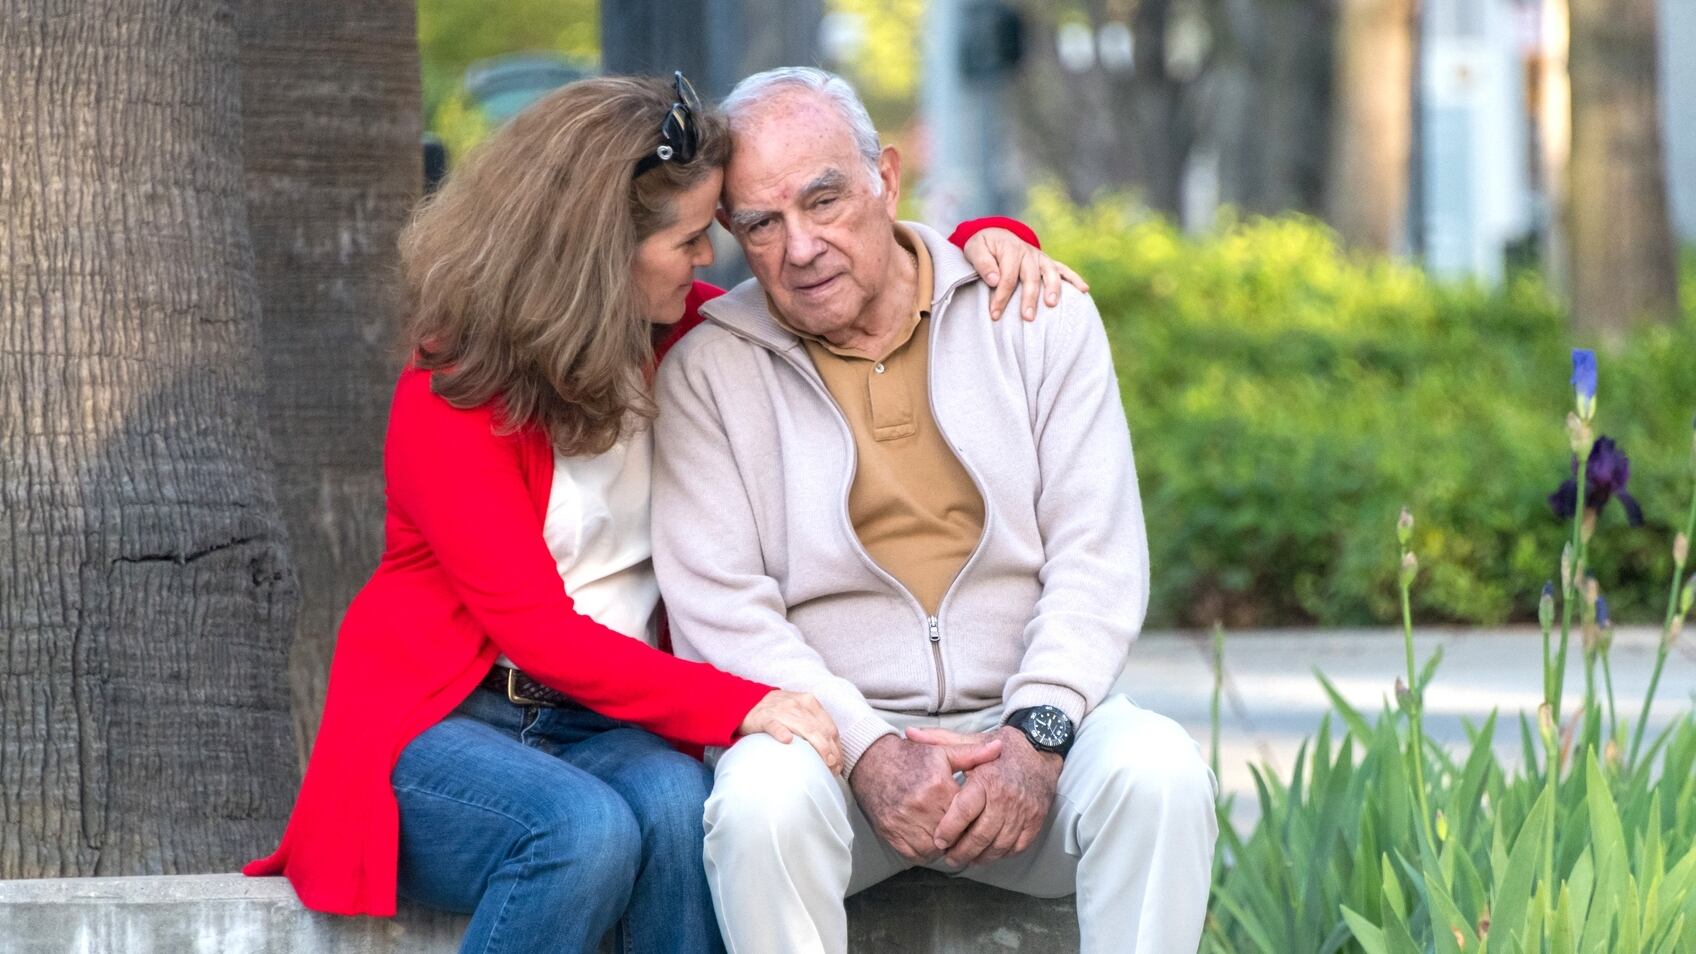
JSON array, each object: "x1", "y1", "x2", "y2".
[{"x1": 878, "y1": 146, "x2": 901, "y2": 217}]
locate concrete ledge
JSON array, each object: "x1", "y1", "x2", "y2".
[
  {"x1": 0, "y1": 874, "x2": 464, "y2": 954},
  {"x1": 0, "y1": 871, "x2": 1076, "y2": 953}
]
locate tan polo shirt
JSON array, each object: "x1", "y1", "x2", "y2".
[{"x1": 772, "y1": 226, "x2": 985, "y2": 615}]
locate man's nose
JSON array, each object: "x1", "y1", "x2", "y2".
[{"x1": 784, "y1": 221, "x2": 826, "y2": 268}]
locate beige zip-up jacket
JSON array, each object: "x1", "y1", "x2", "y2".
[{"x1": 651, "y1": 223, "x2": 1150, "y2": 771}]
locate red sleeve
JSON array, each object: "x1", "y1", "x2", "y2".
[
  {"x1": 948, "y1": 216, "x2": 1040, "y2": 251},
  {"x1": 384, "y1": 369, "x2": 771, "y2": 746}
]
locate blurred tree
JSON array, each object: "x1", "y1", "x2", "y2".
[
  {"x1": 1534, "y1": 0, "x2": 1572, "y2": 298},
  {"x1": 601, "y1": 0, "x2": 822, "y2": 100},
  {"x1": 600, "y1": 0, "x2": 710, "y2": 89},
  {"x1": 1325, "y1": 0, "x2": 1415, "y2": 252},
  {"x1": 1567, "y1": 0, "x2": 1679, "y2": 334},
  {"x1": 1011, "y1": 0, "x2": 1203, "y2": 217},
  {"x1": 1009, "y1": 0, "x2": 1338, "y2": 222},
  {"x1": 237, "y1": 0, "x2": 422, "y2": 762},
  {"x1": 1, "y1": 0, "x2": 298, "y2": 875},
  {"x1": 1204, "y1": 0, "x2": 1336, "y2": 217}
]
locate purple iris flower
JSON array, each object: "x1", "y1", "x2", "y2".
[
  {"x1": 1549, "y1": 436, "x2": 1643, "y2": 525},
  {"x1": 1595, "y1": 596, "x2": 1610, "y2": 627},
  {"x1": 1571, "y1": 349, "x2": 1598, "y2": 401}
]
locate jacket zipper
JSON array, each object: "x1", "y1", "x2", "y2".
[
  {"x1": 715, "y1": 267, "x2": 987, "y2": 717},
  {"x1": 755, "y1": 341, "x2": 939, "y2": 708},
  {"x1": 927, "y1": 615, "x2": 945, "y2": 712},
  {"x1": 921, "y1": 282, "x2": 996, "y2": 714}
]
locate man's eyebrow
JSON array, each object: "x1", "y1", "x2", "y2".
[
  {"x1": 799, "y1": 168, "x2": 849, "y2": 199},
  {"x1": 727, "y1": 168, "x2": 851, "y2": 231},
  {"x1": 729, "y1": 207, "x2": 771, "y2": 231}
]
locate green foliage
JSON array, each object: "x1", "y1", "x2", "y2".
[
  {"x1": 1209, "y1": 700, "x2": 1696, "y2": 953},
  {"x1": 1024, "y1": 189, "x2": 1696, "y2": 625},
  {"x1": 417, "y1": 0, "x2": 597, "y2": 154},
  {"x1": 429, "y1": 87, "x2": 495, "y2": 172},
  {"x1": 1204, "y1": 342, "x2": 1696, "y2": 952},
  {"x1": 826, "y1": 0, "x2": 926, "y2": 105}
]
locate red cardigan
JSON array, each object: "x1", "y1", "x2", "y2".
[{"x1": 244, "y1": 217, "x2": 1039, "y2": 917}]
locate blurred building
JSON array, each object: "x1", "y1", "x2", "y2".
[
  {"x1": 1419, "y1": 0, "x2": 1535, "y2": 283},
  {"x1": 1662, "y1": 0, "x2": 1696, "y2": 242},
  {"x1": 1419, "y1": 0, "x2": 1691, "y2": 283}
]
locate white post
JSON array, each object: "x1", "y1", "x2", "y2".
[{"x1": 921, "y1": 0, "x2": 1014, "y2": 223}]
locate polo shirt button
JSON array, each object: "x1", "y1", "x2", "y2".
[{"x1": 874, "y1": 362, "x2": 886, "y2": 374}]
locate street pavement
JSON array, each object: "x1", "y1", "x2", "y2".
[{"x1": 1112, "y1": 626, "x2": 1696, "y2": 829}]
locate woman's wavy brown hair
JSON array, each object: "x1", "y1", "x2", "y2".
[{"x1": 401, "y1": 75, "x2": 730, "y2": 456}]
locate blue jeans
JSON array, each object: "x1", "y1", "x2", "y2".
[{"x1": 392, "y1": 687, "x2": 724, "y2": 954}]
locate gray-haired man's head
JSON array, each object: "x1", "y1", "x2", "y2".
[
  {"x1": 720, "y1": 67, "x2": 884, "y2": 196},
  {"x1": 713, "y1": 67, "x2": 906, "y2": 338}
]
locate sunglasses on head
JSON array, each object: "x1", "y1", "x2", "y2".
[{"x1": 634, "y1": 71, "x2": 702, "y2": 178}]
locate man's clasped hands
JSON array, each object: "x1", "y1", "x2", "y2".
[{"x1": 848, "y1": 724, "x2": 1064, "y2": 868}]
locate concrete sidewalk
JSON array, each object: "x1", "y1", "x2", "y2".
[{"x1": 1114, "y1": 626, "x2": 1696, "y2": 828}]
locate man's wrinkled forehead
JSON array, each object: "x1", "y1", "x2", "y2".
[{"x1": 721, "y1": 90, "x2": 860, "y2": 211}]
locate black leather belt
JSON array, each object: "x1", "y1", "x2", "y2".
[{"x1": 479, "y1": 665, "x2": 583, "y2": 709}]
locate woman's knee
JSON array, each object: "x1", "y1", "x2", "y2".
[
  {"x1": 524, "y1": 780, "x2": 643, "y2": 890},
  {"x1": 618, "y1": 746, "x2": 713, "y2": 852}
]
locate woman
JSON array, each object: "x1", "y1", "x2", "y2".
[{"x1": 245, "y1": 73, "x2": 1081, "y2": 954}]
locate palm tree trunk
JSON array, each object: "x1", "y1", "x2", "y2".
[
  {"x1": 0, "y1": 0, "x2": 298, "y2": 876},
  {"x1": 236, "y1": 0, "x2": 421, "y2": 766}
]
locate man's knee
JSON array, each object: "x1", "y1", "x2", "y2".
[
  {"x1": 705, "y1": 734, "x2": 845, "y2": 844},
  {"x1": 1081, "y1": 698, "x2": 1217, "y2": 816}
]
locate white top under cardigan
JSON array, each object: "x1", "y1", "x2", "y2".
[{"x1": 495, "y1": 430, "x2": 659, "y2": 669}]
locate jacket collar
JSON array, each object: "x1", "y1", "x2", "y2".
[{"x1": 699, "y1": 221, "x2": 979, "y2": 353}]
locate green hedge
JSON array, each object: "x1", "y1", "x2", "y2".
[{"x1": 1025, "y1": 190, "x2": 1696, "y2": 626}]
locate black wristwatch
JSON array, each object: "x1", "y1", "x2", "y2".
[{"x1": 1006, "y1": 705, "x2": 1075, "y2": 758}]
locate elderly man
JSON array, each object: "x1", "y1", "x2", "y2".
[{"x1": 652, "y1": 67, "x2": 1216, "y2": 954}]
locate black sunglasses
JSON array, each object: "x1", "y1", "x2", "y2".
[{"x1": 634, "y1": 71, "x2": 703, "y2": 178}]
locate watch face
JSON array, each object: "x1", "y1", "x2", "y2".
[{"x1": 1026, "y1": 707, "x2": 1070, "y2": 747}]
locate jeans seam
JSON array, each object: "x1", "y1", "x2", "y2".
[
  {"x1": 466, "y1": 825, "x2": 539, "y2": 954},
  {"x1": 393, "y1": 782, "x2": 548, "y2": 832}
]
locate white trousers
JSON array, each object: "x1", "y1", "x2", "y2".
[{"x1": 702, "y1": 694, "x2": 1218, "y2": 954}]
